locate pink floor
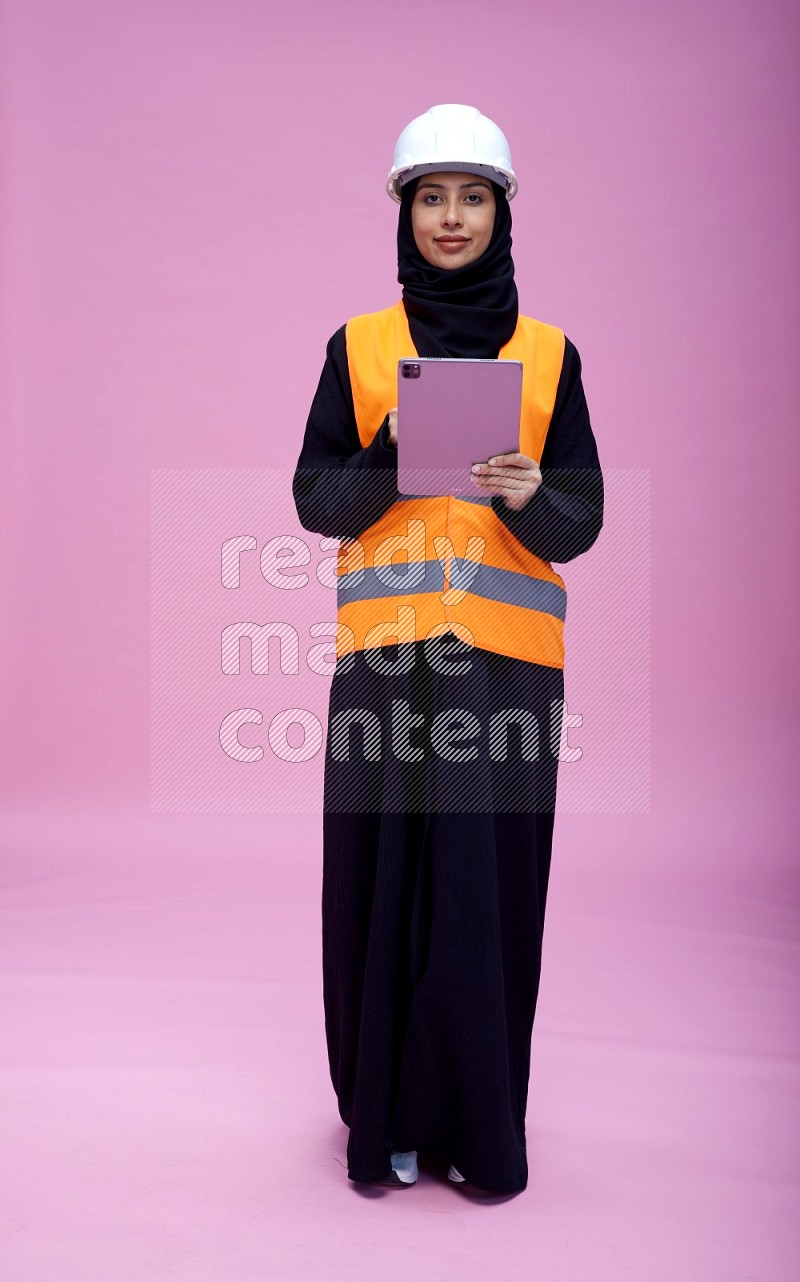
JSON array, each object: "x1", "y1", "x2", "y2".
[{"x1": 1, "y1": 804, "x2": 797, "y2": 1281}]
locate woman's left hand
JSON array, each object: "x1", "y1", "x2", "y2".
[{"x1": 470, "y1": 452, "x2": 542, "y2": 511}]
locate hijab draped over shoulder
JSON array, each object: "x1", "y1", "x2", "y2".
[{"x1": 396, "y1": 176, "x2": 519, "y2": 360}]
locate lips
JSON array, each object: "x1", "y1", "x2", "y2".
[{"x1": 434, "y1": 237, "x2": 470, "y2": 253}]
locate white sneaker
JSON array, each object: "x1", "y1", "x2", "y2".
[
  {"x1": 447, "y1": 1164, "x2": 466, "y2": 1183},
  {"x1": 390, "y1": 1151, "x2": 419, "y2": 1185}
]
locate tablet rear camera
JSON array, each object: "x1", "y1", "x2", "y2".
[{"x1": 402, "y1": 363, "x2": 421, "y2": 379}]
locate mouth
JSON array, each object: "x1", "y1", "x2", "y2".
[{"x1": 434, "y1": 236, "x2": 471, "y2": 253}]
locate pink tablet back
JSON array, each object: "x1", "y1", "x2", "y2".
[{"x1": 396, "y1": 358, "x2": 523, "y2": 497}]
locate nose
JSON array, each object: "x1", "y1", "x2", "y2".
[{"x1": 441, "y1": 195, "x2": 462, "y2": 228}]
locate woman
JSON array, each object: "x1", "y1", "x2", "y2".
[{"x1": 292, "y1": 104, "x2": 603, "y2": 1195}]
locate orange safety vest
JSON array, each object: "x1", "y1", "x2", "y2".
[{"x1": 336, "y1": 299, "x2": 567, "y2": 669}]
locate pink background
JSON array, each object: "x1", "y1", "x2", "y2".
[{"x1": 1, "y1": 0, "x2": 798, "y2": 1278}]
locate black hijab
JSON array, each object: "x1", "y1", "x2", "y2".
[{"x1": 397, "y1": 175, "x2": 519, "y2": 359}]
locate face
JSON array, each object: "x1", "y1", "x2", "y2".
[{"x1": 410, "y1": 172, "x2": 497, "y2": 269}]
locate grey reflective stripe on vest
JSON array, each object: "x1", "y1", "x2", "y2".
[
  {"x1": 337, "y1": 560, "x2": 443, "y2": 601},
  {"x1": 452, "y1": 561, "x2": 567, "y2": 620},
  {"x1": 338, "y1": 557, "x2": 567, "y2": 621}
]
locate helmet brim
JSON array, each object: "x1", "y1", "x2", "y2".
[{"x1": 387, "y1": 160, "x2": 518, "y2": 203}]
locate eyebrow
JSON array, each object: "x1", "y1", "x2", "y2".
[{"x1": 416, "y1": 180, "x2": 492, "y2": 191}]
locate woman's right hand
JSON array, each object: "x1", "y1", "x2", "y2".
[{"x1": 386, "y1": 408, "x2": 398, "y2": 448}]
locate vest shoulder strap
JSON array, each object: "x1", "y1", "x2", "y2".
[
  {"x1": 502, "y1": 314, "x2": 565, "y2": 462},
  {"x1": 346, "y1": 302, "x2": 413, "y2": 448}
]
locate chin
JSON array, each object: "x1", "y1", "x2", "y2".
[{"x1": 433, "y1": 250, "x2": 472, "y2": 269}]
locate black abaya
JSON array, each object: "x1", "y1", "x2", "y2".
[{"x1": 323, "y1": 635, "x2": 563, "y2": 1191}]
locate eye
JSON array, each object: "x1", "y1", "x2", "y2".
[
  {"x1": 422, "y1": 193, "x2": 443, "y2": 204},
  {"x1": 464, "y1": 193, "x2": 484, "y2": 204}
]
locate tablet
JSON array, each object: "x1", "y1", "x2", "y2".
[{"x1": 396, "y1": 357, "x2": 523, "y2": 497}]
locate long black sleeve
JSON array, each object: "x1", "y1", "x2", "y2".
[
  {"x1": 490, "y1": 337, "x2": 604, "y2": 563},
  {"x1": 292, "y1": 326, "x2": 401, "y2": 539}
]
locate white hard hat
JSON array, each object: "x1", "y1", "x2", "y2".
[{"x1": 387, "y1": 103, "x2": 518, "y2": 203}]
